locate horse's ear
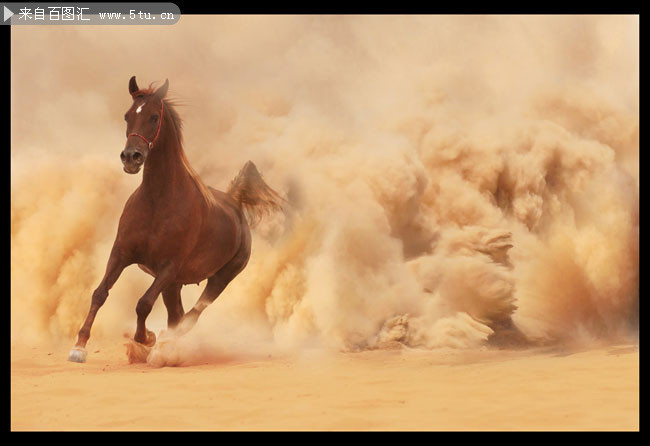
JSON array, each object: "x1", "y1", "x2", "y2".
[
  {"x1": 129, "y1": 76, "x2": 139, "y2": 96},
  {"x1": 154, "y1": 79, "x2": 169, "y2": 100}
]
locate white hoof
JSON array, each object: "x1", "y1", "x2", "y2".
[{"x1": 68, "y1": 347, "x2": 87, "y2": 363}]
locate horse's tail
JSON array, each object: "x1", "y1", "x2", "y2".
[{"x1": 227, "y1": 160, "x2": 285, "y2": 227}]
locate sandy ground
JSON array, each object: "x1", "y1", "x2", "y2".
[{"x1": 11, "y1": 341, "x2": 639, "y2": 431}]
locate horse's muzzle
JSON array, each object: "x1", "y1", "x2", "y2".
[
  {"x1": 123, "y1": 164, "x2": 141, "y2": 174},
  {"x1": 121, "y1": 147, "x2": 145, "y2": 174}
]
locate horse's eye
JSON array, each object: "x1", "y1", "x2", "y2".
[
  {"x1": 124, "y1": 114, "x2": 128, "y2": 121},
  {"x1": 150, "y1": 115, "x2": 159, "y2": 123}
]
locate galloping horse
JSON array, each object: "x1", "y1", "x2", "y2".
[{"x1": 68, "y1": 76, "x2": 283, "y2": 362}]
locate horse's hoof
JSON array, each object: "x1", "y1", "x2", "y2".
[
  {"x1": 132, "y1": 329, "x2": 156, "y2": 347},
  {"x1": 145, "y1": 329, "x2": 156, "y2": 347},
  {"x1": 68, "y1": 347, "x2": 87, "y2": 363}
]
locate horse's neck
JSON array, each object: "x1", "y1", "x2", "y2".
[{"x1": 141, "y1": 136, "x2": 193, "y2": 202}]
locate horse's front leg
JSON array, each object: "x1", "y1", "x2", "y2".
[
  {"x1": 133, "y1": 263, "x2": 179, "y2": 345},
  {"x1": 162, "y1": 283, "x2": 184, "y2": 329},
  {"x1": 69, "y1": 246, "x2": 129, "y2": 363}
]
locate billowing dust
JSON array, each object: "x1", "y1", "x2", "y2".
[{"x1": 11, "y1": 16, "x2": 638, "y2": 366}]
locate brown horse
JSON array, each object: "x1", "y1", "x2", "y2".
[{"x1": 68, "y1": 76, "x2": 283, "y2": 363}]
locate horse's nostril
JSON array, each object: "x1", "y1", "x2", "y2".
[
  {"x1": 120, "y1": 152, "x2": 127, "y2": 162},
  {"x1": 133, "y1": 152, "x2": 143, "y2": 163}
]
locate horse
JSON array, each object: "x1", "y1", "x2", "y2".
[{"x1": 68, "y1": 76, "x2": 284, "y2": 363}]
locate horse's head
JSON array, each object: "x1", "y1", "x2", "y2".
[{"x1": 121, "y1": 76, "x2": 169, "y2": 174}]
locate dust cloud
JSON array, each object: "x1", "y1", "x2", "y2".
[{"x1": 11, "y1": 16, "x2": 638, "y2": 362}]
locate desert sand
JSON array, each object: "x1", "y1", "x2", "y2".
[{"x1": 11, "y1": 341, "x2": 638, "y2": 431}]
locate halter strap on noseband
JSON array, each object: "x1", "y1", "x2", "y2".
[{"x1": 127, "y1": 100, "x2": 164, "y2": 149}]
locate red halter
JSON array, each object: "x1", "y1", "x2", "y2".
[{"x1": 127, "y1": 100, "x2": 164, "y2": 149}]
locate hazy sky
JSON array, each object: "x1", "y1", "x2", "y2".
[{"x1": 11, "y1": 16, "x2": 639, "y2": 353}]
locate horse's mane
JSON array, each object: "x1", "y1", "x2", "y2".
[{"x1": 137, "y1": 84, "x2": 216, "y2": 207}]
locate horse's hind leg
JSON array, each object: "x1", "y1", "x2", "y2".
[
  {"x1": 176, "y1": 243, "x2": 251, "y2": 336},
  {"x1": 162, "y1": 283, "x2": 184, "y2": 329}
]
